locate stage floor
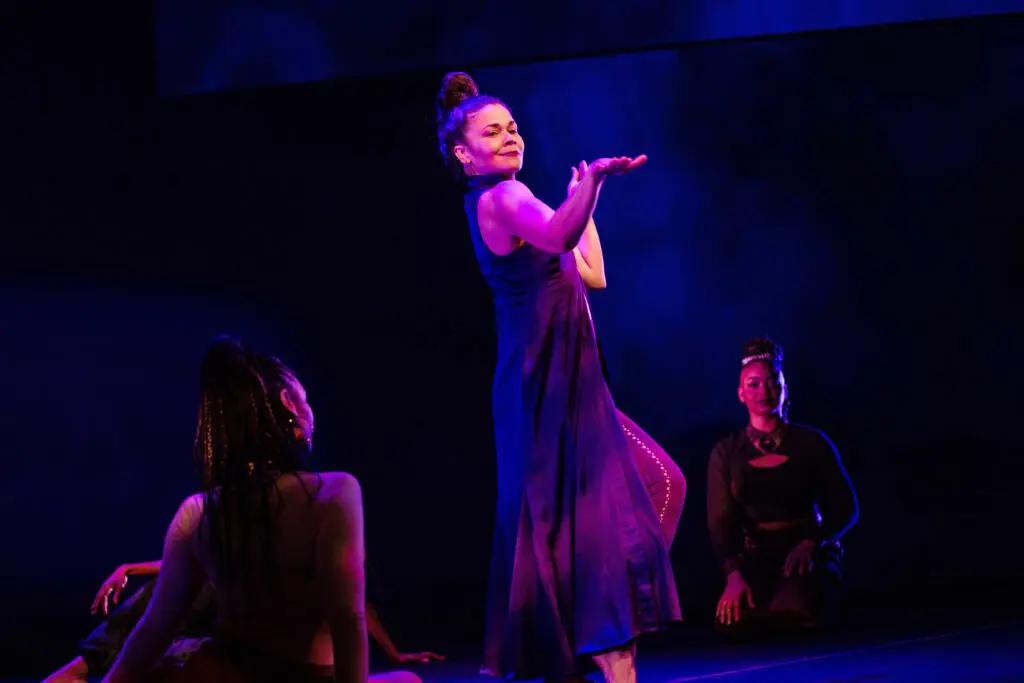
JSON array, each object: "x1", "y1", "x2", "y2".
[
  {"x1": 14, "y1": 614, "x2": 1022, "y2": 683},
  {"x1": 380, "y1": 618, "x2": 1023, "y2": 683}
]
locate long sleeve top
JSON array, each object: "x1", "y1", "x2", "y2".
[{"x1": 706, "y1": 423, "x2": 858, "y2": 576}]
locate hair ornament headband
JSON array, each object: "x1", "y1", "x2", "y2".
[{"x1": 741, "y1": 352, "x2": 776, "y2": 366}]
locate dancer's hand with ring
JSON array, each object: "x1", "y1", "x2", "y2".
[
  {"x1": 91, "y1": 565, "x2": 131, "y2": 615},
  {"x1": 783, "y1": 539, "x2": 817, "y2": 577},
  {"x1": 716, "y1": 570, "x2": 754, "y2": 626}
]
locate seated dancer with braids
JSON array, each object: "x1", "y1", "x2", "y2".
[
  {"x1": 97, "y1": 337, "x2": 407, "y2": 683},
  {"x1": 436, "y1": 71, "x2": 681, "y2": 683},
  {"x1": 569, "y1": 163, "x2": 687, "y2": 545},
  {"x1": 44, "y1": 558, "x2": 439, "y2": 682},
  {"x1": 708, "y1": 337, "x2": 859, "y2": 636}
]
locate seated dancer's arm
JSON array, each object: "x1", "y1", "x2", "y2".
[
  {"x1": 91, "y1": 560, "x2": 163, "y2": 615},
  {"x1": 479, "y1": 165, "x2": 603, "y2": 254},
  {"x1": 121, "y1": 560, "x2": 162, "y2": 576},
  {"x1": 366, "y1": 602, "x2": 400, "y2": 661},
  {"x1": 316, "y1": 473, "x2": 369, "y2": 683},
  {"x1": 813, "y1": 434, "x2": 859, "y2": 544},
  {"x1": 367, "y1": 601, "x2": 445, "y2": 664},
  {"x1": 707, "y1": 443, "x2": 744, "y2": 576},
  {"x1": 102, "y1": 496, "x2": 206, "y2": 683}
]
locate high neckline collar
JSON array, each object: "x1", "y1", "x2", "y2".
[
  {"x1": 465, "y1": 173, "x2": 511, "y2": 192},
  {"x1": 747, "y1": 421, "x2": 788, "y2": 453}
]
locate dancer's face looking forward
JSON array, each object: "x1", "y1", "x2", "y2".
[
  {"x1": 453, "y1": 103, "x2": 523, "y2": 177},
  {"x1": 738, "y1": 361, "x2": 786, "y2": 420}
]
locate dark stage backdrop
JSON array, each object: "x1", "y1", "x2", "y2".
[
  {"x1": 1, "y1": 14, "x2": 1021, "y2": 675},
  {"x1": 472, "y1": 13, "x2": 1024, "y2": 609},
  {"x1": 153, "y1": 0, "x2": 1024, "y2": 96}
]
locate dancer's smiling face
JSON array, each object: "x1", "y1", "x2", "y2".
[{"x1": 452, "y1": 103, "x2": 524, "y2": 177}]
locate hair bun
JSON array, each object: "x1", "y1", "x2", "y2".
[
  {"x1": 742, "y1": 337, "x2": 784, "y2": 364},
  {"x1": 201, "y1": 335, "x2": 254, "y2": 382},
  {"x1": 206, "y1": 334, "x2": 249, "y2": 358},
  {"x1": 436, "y1": 72, "x2": 479, "y2": 123}
]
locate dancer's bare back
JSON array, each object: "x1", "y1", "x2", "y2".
[{"x1": 174, "y1": 471, "x2": 365, "y2": 668}]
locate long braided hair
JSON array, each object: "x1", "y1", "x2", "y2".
[{"x1": 192, "y1": 336, "x2": 318, "y2": 603}]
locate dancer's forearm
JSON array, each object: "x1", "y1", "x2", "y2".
[
  {"x1": 123, "y1": 561, "x2": 162, "y2": 576},
  {"x1": 547, "y1": 169, "x2": 602, "y2": 253},
  {"x1": 366, "y1": 601, "x2": 399, "y2": 660}
]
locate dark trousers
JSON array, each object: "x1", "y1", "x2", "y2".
[
  {"x1": 716, "y1": 526, "x2": 843, "y2": 637},
  {"x1": 79, "y1": 579, "x2": 216, "y2": 675}
]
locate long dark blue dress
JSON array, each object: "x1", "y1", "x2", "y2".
[{"x1": 466, "y1": 175, "x2": 681, "y2": 680}]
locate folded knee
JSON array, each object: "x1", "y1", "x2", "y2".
[{"x1": 42, "y1": 657, "x2": 90, "y2": 683}]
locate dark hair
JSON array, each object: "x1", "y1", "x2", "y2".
[
  {"x1": 741, "y1": 336, "x2": 790, "y2": 418},
  {"x1": 741, "y1": 337, "x2": 783, "y2": 370},
  {"x1": 193, "y1": 335, "x2": 317, "y2": 602},
  {"x1": 435, "y1": 71, "x2": 508, "y2": 180}
]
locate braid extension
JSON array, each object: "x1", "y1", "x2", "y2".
[
  {"x1": 194, "y1": 349, "x2": 304, "y2": 614},
  {"x1": 192, "y1": 339, "x2": 327, "y2": 621},
  {"x1": 241, "y1": 355, "x2": 290, "y2": 595}
]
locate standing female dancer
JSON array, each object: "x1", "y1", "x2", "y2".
[
  {"x1": 436, "y1": 72, "x2": 681, "y2": 683},
  {"x1": 568, "y1": 162, "x2": 687, "y2": 547},
  {"x1": 102, "y1": 337, "x2": 371, "y2": 683}
]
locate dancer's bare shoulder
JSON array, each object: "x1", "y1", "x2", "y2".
[
  {"x1": 317, "y1": 471, "x2": 362, "y2": 501},
  {"x1": 314, "y1": 471, "x2": 364, "y2": 530},
  {"x1": 477, "y1": 179, "x2": 540, "y2": 228},
  {"x1": 313, "y1": 472, "x2": 365, "y2": 613},
  {"x1": 477, "y1": 180, "x2": 562, "y2": 254},
  {"x1": 168, "y1": 492, "x2": 205, "y2": 542}
]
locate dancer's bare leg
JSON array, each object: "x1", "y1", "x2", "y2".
[
  {"x1": 593, "y1": 644, "x2": 637, "y2": 683},
  {"x1": 616, "y1": 409, "x2": 686, "y2": 546},
  {"x1": 370, "y1": 671, "x2": 423, "y2": 683},
  {"x1": 41, "y1": 656, "x2": 90, "y2": 683}
]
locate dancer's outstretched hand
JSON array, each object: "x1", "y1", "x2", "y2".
[{"x1": 589, "y1": 155, "x2": 648, "y2": 178}]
